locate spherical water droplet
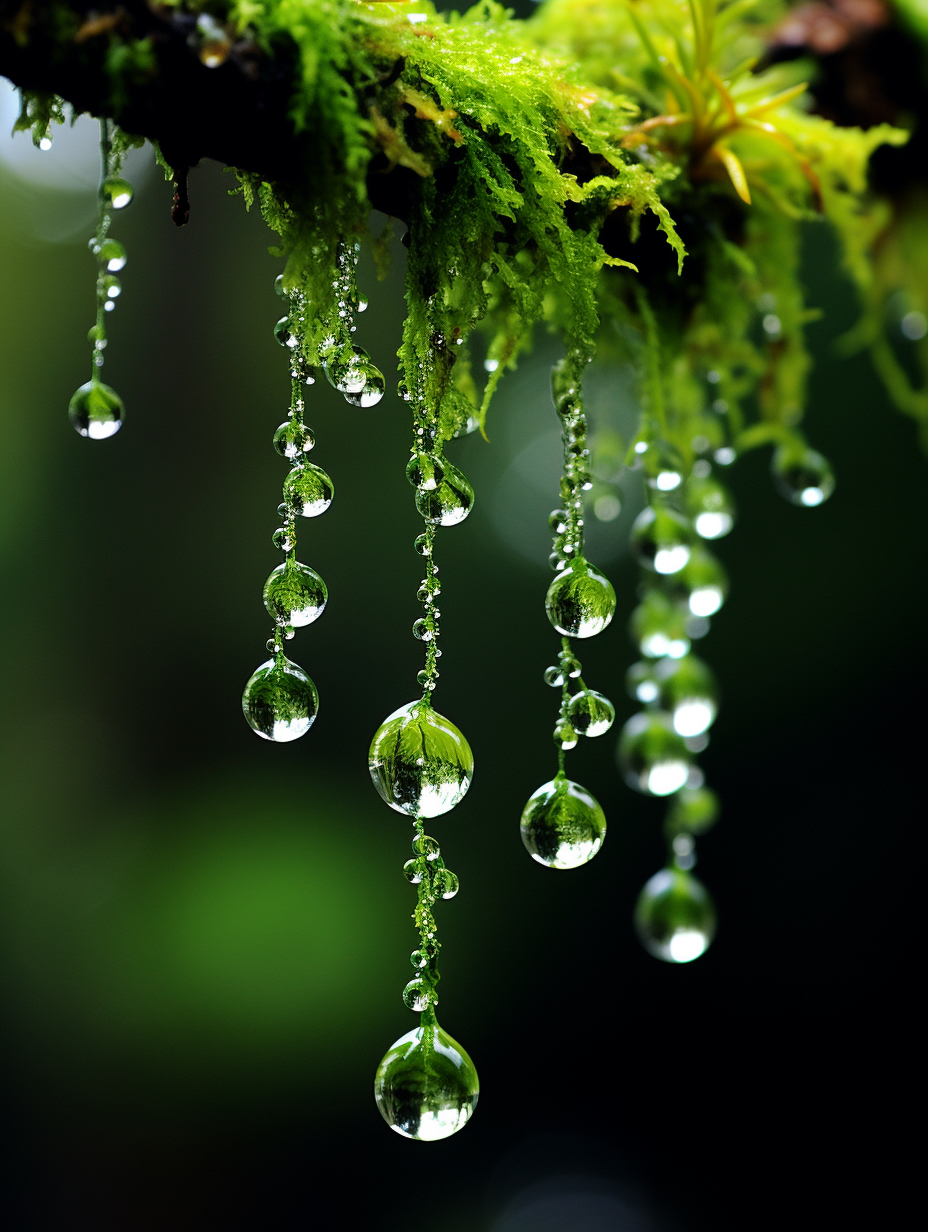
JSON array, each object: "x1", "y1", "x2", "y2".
[
  {"x1": 412, "y1": 618, "x2": 433, "y2": 641},
  {"x1": 549, "y1": 508, "x2": 569, "y2": 533},
  {"x1": 98, "y1": 239, "x2": 126, "y2": 272},
  {"x1": 326, "y1": 347, "x2": 385, "y2": 407},
  {"x1": 374, "y1": 1017, "x2": 479, "y2": 1141},
  {"x1": 403, "y1": 979, "x2": 436, "y2": 1012},
  {"x1": 431, "y1": 868, "x2": 459, "y2": 899},
  {"x1": 543, "y1": 665, "x2": 565, "y2": 688},
  {"x1": 416, "y1": 669, "x2": 438, "y2": 690},
  {"x1": 630, "y1": 507, "x2": 693, "y2": 575},
  {"x1": 403, "y1": 859, "x2": 423, "y2": 884},
  {"x1": 634, "y1": 867, "x2": 716, "y2": 963},
  {"x1": 68, "y1": 380, "x2": 123, "y2": 439},
  {"x1": 771, "y1": 446, "x2": 835, "y2": 507},
  {"x1": 553, "y1": 722, "x2": 578, "y2": 751},
  {"x1": 414, "y1": 534, "x2": 432, "y2": 556},
  {"x1": 664, "y1": 786, "x2": 720, "y2": 837},
  {"x1": 685, "y1": 476, "x2": 735, "y2": 539},
  {"x1": 626, "y1": 660, "x2": 659, "y2": 703},
  {"x1": 666, "y1": 545, "x2": 729, "y2": 618},
  {"x1": 241, "y1": 656, "x2": 318, "y2": 742},
  {"x1": 274, "y1": 317, "x2": 298, "y2": 349},
  {"x1": 654, "y1": 656, "x2": 718, "y2": 737},
  {"x1": 272, "y1": 527, "x2": 295, "y2": 552},
  {"x1": 273, "y1": 420, "x2": 314, "y2": 458},
  {"x1": 39, "y1": 135, "x2": 52, "y2": 151},
  {"x1": 410, "y1": 945, "x2": 435, "y2": 970},
  {"x1": 368, "y1": 700, "x2": 473, "y2": 818},
  {"x1": 520, "y1": 773, "x2": 606, "y2": 869},
  {"x1": 262, "y1": 559, "x2": 327, "y2": 627},
  {"x1": 415, "y1": 461, "x2": 475, "y2": 527},
  {"x1": 549, "y1": 551, "x2": 568, "y2": 571},
  {"x1": 630, "y1": 591, "x2": 690, "y2": 659},
  {"x1": 641, "y1": 439, "x2": 686, "y2": 492},
  {"x1": 344, "y1": 366, "x2": 385, "y2": 408},
  {"x1": 101, "y1": 177, "x2": 133, "y2": 209},
  {"x1": 406, "y1": 452, "x2": 445, "y2": 491},
  {"x1": 100, "y1": 274, "x2": 121, "y2": 299},
  {"x1": 274, "y1": 274, "x2": 288, "y2": 300},
  {"x1": 412, "y1": 834, "x2": 441, "y2": 860},
  {"x1": 283, "y1": 463, "x2": 334, "y2": 517},
  {"x1": 618, "y1": 712, "x2": 692, "y2": 796},
  {"x1": 567, "y1": 690, "x2": 615, "y2": 737},
  {"x1": 545, "y1": 558, "x2": 616, "y2": 638}
]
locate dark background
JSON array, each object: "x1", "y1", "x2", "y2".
[{"x1": 0, "y1": 97, "x2": 923, "y2": 1231}]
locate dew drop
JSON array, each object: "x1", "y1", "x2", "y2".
[
  {"x1": 241, "y1": 656, "x2": 319, "y2": 742},
  {"x1": 553, "y1": 722, "x2": 578, "y2": 751},
  {"x1": 641, "y1": 439, "x2": 686, "y2": 492},
  {"x1": 414, "y1": 534, "x2": 432, "y2": 556},
  {"x1": 543, "y1": 665, "x2": 565, "y2": 688},
  {"x1": 630, "y1": 507, "x2": 693, "y2": 575},
  {"x1": 274, "y1": 274, "x2": 289, "y2": 300},
  {"x1": 282, "y1": 462, "x2": 334, "y2": 517},
  {"x1": 654, "y1": 656, "x2": 718, "y2": 737},
  {"x1": 630, "y1": 591, "x2": 690, "y2": 660},
  {"x1": 100, "y1": 274, "x2": 121, "y2": 299},
  {"x1": 520, "y1": 773, "x2": 606, "y2": 869},
  {"x1": 771, "y1": 445, "x2": 835, "y2": 507},
  {"x1": 545, "y1": 557, "x2": 616, "y2": 638},
  {"x1": 617, "y1": 712, "x2": 692, "y2": 796},
  {"x1": 406, "y1": 452, "x2": 445, "y2": 491},
  {"x1": 262, "y1": 559, "x2": 327, "y2": 627},
  {"x1": 567, "y1": 689, "x2": 615, "y2": 737},
  {"x1": 272, "y1": 527, "x2": 295, "y2": 552},
  {"x1": 666, "y1": 545, "x2": 729, "y2": 618},
  {"x1": 412, "y1": 834, "x2": 442, "y2": 860},
  {"x1": 403, "y1": 979, "x2": 436, "y2": 1012},
  {"x1": 67, "y1": 380, "x2": 123, "y2": 439},
  {"x1": 685, "y1": 476, "x2": 735, "y2": 539},
  {"x1": 273, "y1": 420, "x2": 315, "y2": 458},
  {"x1": 431, "y1": 868, "x2": 459, "y2": 899},
  {"x1": 374, "y1": 1016, "x2": 479, "y2": 1141},
  {"x1": 412, "y1": 618, "x2": 433, "y2": 641},
  {"x1": 634, "y1": 867, "x2": 716, "y2": 963},
  {"x1": 101, "y1": 177, "x2": 133, "y2": 210},
  {"x1": 415, "y1": 461, "x2": 475, "y2": 527},
  {"x1": 664, "y1": 786, "x2": 720, "y2": 837},
  {"x1": 368, "y1": 700, "x2": 473, "y2": 818},
  {"x1": 326, "y1": 347, "x2": 386, "y2": 407},
  {"x1": 274, "y1": 317, "x2": 298, "y2": 349},
  {"x1": 403, "y1": 858, "x2": 423, "y2": 884},
  {"x1": 98, "y1": 239, "x2": 126, "y2": 272}
]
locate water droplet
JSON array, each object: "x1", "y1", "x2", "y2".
[
  {"x1": 241, "y1": 656, "x2": 318, "y2": 742},
  {"x1": 553, "y1": 722, "x2": 578, "y2": 751},
  {"x1": 326, "y1": 347, "x2": 385, "y2": 407},
  {"x1": 416, "y1": 669, "x2": 438, "y2": 690},
  {"x1": 101, "y1": 177, "x2": 133, "y2": 209},
  {"x1": 641, "y1": 439, "x2": 686, "y2": 492},
  {"x1": 543, "y1": 665, "x2": 565, "y2": 688},
  {"x1": 98, "y1": 239, "x2": 126, "y2": 271},
  {"x1": 412, "y1": 618, "x2": 433, "y2": 641},
  {"x1": 406, "y1": 452, "x2": 445, "y2": 490},
  {"x1": 274, "y1": 274, "x2": 289, "y2": 300},
  {"x1": 545, "y1": 558, "x2": 616, "y2": 638},
  {"x1": 403, "y1": 979, "x2": 436, "y2": 1012},
  {"x1": 38, "y1": 135, "x2": 52, "y2": 151},
  {"x1": 630, "y1": 507, "x2": 692, "y2": 575},
  {"x1": 414, "y1": 534, "x2": 432, "y2": 556},
  {"x1": 67, "y1": 380, "x2": 123, "y2": 439},
  {"x1": 410, "y1": 944, "x2": 436, "y2": 970},
  {"x1": 549, "y1": 508, "x2": 569, "y2": 533},
  {"x1": 625, "y1": 660, "x2": 659, "y2": 703},
  {"x1": 685, "y1": 476, "x2": 735, "y2": 539},
  {"x1": 630, "y1": 591, "x2": 690, "y2": 659},
  {"x1": 272, "y1": 527, "x2": 295, "y2": 552},
  {"x1": 369, "y1": 700, "x2": 474, "y2": 818},
  {"x1": 634, "y1": 867, "x2": 716, "y2": 962},
  {"x1": 520, "y1": 773, "x2": 606, "y2": 869},
  {"x1": 374, "y1": 1016, "x2": 479, "y2": 1141},
  {"x1": 617, "y1": 712, "x2": 692, "y2": 796},
  {"x1": 412, "y1": 834, "x2": 441, "y2": 860},
  {"x1": 666, "y1": 545, "x2": 729, "y2": 618},
  {"x1": 415, "y1": 461, "x2": 475, "y2": 527},
  {"x1": 403, "y1": 858, "x2": 423, "y2": 884},
  {"x1": 654, "y1": 656, "x2": 718, "y2": 737},
  {"x1": 771, "y1": 446, "x2": 835, "y2": 507},
  {"x1": 282, "y1": 463, "x2": 334, "y2": 517},
  {"x1": 262, "y1": 559, "x2": 327, "y2": 626},
  {"x1": 567, "y1": 690, "x2": 615, "y2": 737},
  {"x1": 273, "y1": 420, "x2": 315, "y2": 458},
  {"x1": 664, "y1": 786, "x2": 720, "y2": 836},
  {"x1": 100, "y1": 274, "x2": 121, "y2": 299},
  {"x1": 431, "y1": 868, "x2": 459, "y2": 899},
  {"x1": 274, "y1": 317, "x2": 298, "y2": 349}
]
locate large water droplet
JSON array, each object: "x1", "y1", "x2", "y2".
[
  {"x1": 283, "y1": 463, "x2": 334, "y2": 517},
  {"x1": 68, "y1": 380, "x2": 123, "y2": 439},
  {"x1": 242, "y1": 656, "x2": 318, "y2": 742},
  {"x1": 369, "y1": 700, "x2": 473, "y2": 818},
  {"x1": 654, "y1": 656, "x2": 718, "y2": 737},
  {"x1": 374, "y1": 1015, "x2": 479, "y2": 1141},
  {"x1": 685, "y1": 475, "x2": 735, "y2": 539},
  {"x1": 634, "y1": 867, "x2": 716, "y2": 962},
  {"x1": 101, "y1": 177, "x2": 133, "y2": 209},
  {"x1": 274, "y1": 317, "x2": 298, "y2": 349},
  {"x1": 567, "y1": 689, "x2": 615, "y2": 737},
  {"x1": 771, "y1": 445, "x2": 835, "y2": 507},
  {"x1": 273, "y1": 420, "x2": 314, "y2": 459},
  {"x1": 415, "y1": 461, "x2": 475, "y2": 527},
  {"x1": 545, "y1": 558, "x2": 616, "y2": 638},
  {"x1": 630, "y1": 507, "x2": 692, "y2": 575},
  {"x1": 326, "y1": 347, "x2": 386, "y2": 407},
  {"x1": 262, "y1": 559, "x2": 327, "y2": 627},
  {"x1": 406, "y1": 452, "x2": 445, "y2": 491},
  {"x1": 520, "y1": 773, "x2": 606, "y2": 869},
  {"x1": 617, "y1": 712, "x2": 692, "y2": 796}
]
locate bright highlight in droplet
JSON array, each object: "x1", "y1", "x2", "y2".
[
  {"x1": 654, "y1": 545, "x2": 691, "y2": 574},
  {"x1": 647, "y1": 760, "x2": 690, "y2": 796},
  {"x1": 688, "y1": 586, "x2": 723, "y2": 617},
  {"x1": 668, "y1": 929, "x2": 709, "y2": 962},
  {"x1": 672, "y1": 699, "x2": 716, "y2": 737},
  {"x1": 695, "y1": 511, "x2": 733, "y2": 539}
]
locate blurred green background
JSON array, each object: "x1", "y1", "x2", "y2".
[{"x1": 0, "y1": 80, "x2": 924, "y2": 1230}]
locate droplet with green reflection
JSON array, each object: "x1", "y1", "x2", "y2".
[
  {"x1": 415, "y1": 460, "x2": 475, "y2": 527},
  {"x1": 374, "y1": 1012, "x2": 479, "y2": 1141},
  {"x1": 68, "y1": 380, "x2": 123, "y2": 439},
  {"x1": 567, "y1": 689, "x2": 615, "y2": 737},
  {"x1": 634, "y1": 867, "x2": 716, "y2": 963},
  {"x1": 630, "y1": 506, "x2": 692, "y2": 575},
  {"x1": 368, "y1": 700, "x2": 473, "y2": 818},
  {"x1": 242, "y1": 656, "x2": 319, "y2": 742},
  {"x1": 282, "y1": 461, "x2": 334, "y2": 517},
  {"x1": 520, "y1": 772, "x2": 606, "y2": 869},
  {"x1": 617, "y1": 712, "x2": 692, "y2": 796},
  {"x1": 771, "y1": 445, "x2": 835, "y2": 507},
  {"x1": 545, "y1": 557, "x2": 616, "y2": 638},
  {"x1": 262, "y1": 559, "x2": 327, "y2": 627}
]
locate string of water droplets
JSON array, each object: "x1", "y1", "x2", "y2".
[
  {"x1": 67, "y1": 119, "x2": 133, "y2": 440},
  {"x1": 367, "y1": 346, "x2": 479, "y2": 1142},
  {"x1": 519, "y1": 353, "x2": 617, "y2": 871}
]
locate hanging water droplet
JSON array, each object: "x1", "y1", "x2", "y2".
[
  {"x1": 101, "y1": 177, "x2": 133, "y2": 209},
  {"x1": 412, "y1": 834, "x2": 442, "y2": 860},
  {"x1": 326, "y1": 347, "x2": 385, "y2": 407},
  {"x1": 567, "y1": 690, "x2": 615, "y2": 737},
  {"x1": 403, "y1": 979, "x2": 436, "y2": 1012},
  {"x1": 282, "y1": 463, "x2": 334, "y2": 517},
  {"x1": 630, "y1": 591, "x2": 690, "y2": 660},
  {"x1": 263, "y1": 559, "x2": 327, "y2": 627},
  {"x1": 654, "y1": 656, "x2": 718, "y2": 737},
  {"x1": 520, "y1": 773, "x2": 606, "y2": 869},
  {"x1": 273, "y1": 420, "x2": 315, "y2": 458},
  {"x1": 634, "y1": 867, "x2": 716, "y2": 963},
  {"x1": 410, "y1": 945, "x2": 435, "y2": 970},
  {"x1": 626, "y1": 660, "x2": 659, "y2": 703},
  {"x1": 406, "y1": 452, "x2": 445, "y2": 491},
  {"x1": 666, "y1": 545, "x2": 729, "y2": 618},
  {"x1": 630, "y1": 507, "x2": 693, "y2": 575},
  {"x1": 545, "y1": 558, "x2": 616, "y2": 638},
  {"x1": 274, "y1": 317, "x2": 298, "y2": 349},
  {"x1": 67, "y1": 380, "x2": 123, "y2": 440},
  {"x1": 414, "y1": 534, "x2": 432, "y2": 556},
  {"x1": 543, "y1": 665, "x2": 565, "y2": 688},
  {"x1": 403, "y1": 858, "x2": 423, "y2": 884},
  {"x1": 549, "y1": 508, "x2": 569, "y2": 533},
  {"x1": 416, "y1": 669, "x2": 438, "y2": 690},
  {"x1": 685, "y1": 475, "x2": 735, "y2": 539},
  {"x1": 369, "y1": 700, "x2": 473, "y2": 818},
  {"x1": 617, "y1": 712, "x2": 692, "y2": 796},
  {"x1": 344, "y1": 364, "x2": 386, "y2": 408},
  {"x1": 241, "y1": 656, "x2": 318, "y2": 742},
  {"x1": 272, "y1": 526, "x2": 295, "y2": 552},
  {"x1": 664, "y1": 786, "x2": 720, "y2": 837},
  {"x1": 640, "y1": 439, "x2": 687, "y2": 492},
  {"x1": 100, "y1": 274, "x2": 121, "y2": 300},
  {"x1": 771, "y1": 445, "x2": 835, "y2": 507},
  {"x1": 374, "y1": 1016, "x2": 479, "y2": 1141},
  {"x1": 549, "y1": 551, "x2": 569, "y2": 572},
  {"x1": 98, "y1": 239, "x2": 127, "y2": 272},
  {"x1": 412, "y1": 618, "x2": 433, "y2": 641},
  {"x1": 553, "y1": 722, "x2": 578, "y2": 751},
  {"x1": 274, "y1": 274, "x2": 289, "y2": 299},
  {"x1": 431, "y1": 868, "x2": 459, "y2": 899},
  {"x1": 415, "y1": 461, "x2": 475, "y2": 527}
]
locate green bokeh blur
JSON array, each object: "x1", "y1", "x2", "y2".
[{"x1": 0, "y1": 96, "x2": 924, "y2": 1230}]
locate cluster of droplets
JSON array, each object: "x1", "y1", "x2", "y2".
[
  {"x1": 67, "y1": 120, "x2": 133, "y2": 441},
  {"x1": 368, "y1": 350, "x2": 478, "y2": 1142},
  {"x1": 241, "y1": 277, "x2": 331, "y2": 743},
  {"x1": 520, "y1": 356, "x2": 617, "y2": 872}
]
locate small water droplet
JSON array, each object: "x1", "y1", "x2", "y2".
[
  {"x1": 666, "y1": 545, "x2": 729, "y2": 618},
  {"x1": 617, "y1": 712, "x2": 692, "y2": 796},
  {"x1": 326, "y1": 347, "x2": 386, "y2": 407},
  {"x1": 567, "y1": 690, "x2": 615, "y2": 737},
  {"x1": 100, "y1": 274, "x2": 121, "y2": 299},
  {"x1": 369, "y1": 700, "x2": 473, "y2": 818},
  {"x1": 685, "y1": 476, "x2": 735, "y2": 539},
  {"x1": 543, "y1": 665, "x2": 564, "y2": 688},
  {"x1": 272, "y1": 527, "x2": 295, "y2": 552},
  {"x1": 274, "y1": 317, "x2": 299, "y2": 349},
  {"x1": 412, "y1": 834, "x2": 441, "y2": 860},
  {"x1": 415, "y1": 461, "x2": 475, "y2": 527},
  {"x1": 282, "y1": 463, "x2": 334, "y2": 517},
  {"x1": 641, "y1": 439, "x2": 687, "y2": 492},
  {"x1": 414, "y1": 534, "x2": 432, "y2": 556},
  {"x1": 67, "y1": 380, "x2": 123, "y2": 439},
  {"x1": 630, "y1": 591, "x2": 690, "y2": 660},
  {"x1": 403, "y1": 979, "x2": 436, "y2": 1012},
  {"x1": 241, "y1": 656, "x2": 318, "y2": 742},
  {"x1": 412, "y1": 618, "x2": 433, "y2": 641},
  {"x1": 553, "y1": 722, "x2": 578, "y2": 751},
  {"x1": 431, "y1": 868, "x2": 459, "y2": 899},
  {"x1": 549, "y1": 508, "x2": 568, "y2": 533},
  {"x1": 634, "y1": 867, "x2": 716, "y2": 962},
  {"x1": 654, "y1": 656, "x2": 718, "y2": 737},
  {"x1": 771, "y1": 445, "x2": 835, "y2": 507},
  {"x1": 416, "y1": 669, "x2": 438, "y2": 690},
  {"x1": 274, "y1": 274, "x2": 289, "y2": 300},
  {"x1": 406, "y1": 452, "x2": 445, "y2": 491},
  {"x1": 263, "y1": 559, "x2": 327, "y2": 626},
  {"x1": 545, "y1": 558, "x2": 616, "y2": 638},
  {"x1": 403, "y1": 858, "x2": 423, "y2": 884},
  {"x1": 101, "y1": 177, "x2": 133, "y2": 209},
  {"x1": 273, "y1": 420, "x2": 315, "y2": 458},
  {"x1": 630, "y1": 507, "x2": 692, "y2": 575},
  {"x1": 374, "y1": 1017, "x2": 479, "y2": 1140},
  {"x1": 38, "y1": 135, "x2": 52, "y2": 151},
  {"x1": 520, "y1": 773, "x2": 606, "y2": 869},
  {"x1": 98, "y1": 239, "x2": 126, "y2": 271}
]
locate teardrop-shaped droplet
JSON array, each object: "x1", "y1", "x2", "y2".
[
  {"x1": 274, "y1": 273, "x2": 289, "y2": 300},
  {"x1": 634, "y1": 867, "x2": 716, "y2": 963},
  {"x1": 520, "y1": 773, "x2": 606, "y2": 869},
  {"x1": 101, "y1": 177, "x2": 133, "y2": 210},
  {"x1": 771, "y1": 445, "x2": 835, "y2": 507},
  {"x1": 67, "y1": 380, "x2": 123, "y2": 439},
  {"x1": 374, "y1": 1014, "x2": 479, "y2": 1141},
  {"x1": 666, "y1": 545, "x2": 729, "y2": 618},
  {"x1": 406, "y1": 452, "x2": 445, "y2": 491},
  {"x1": 552, "y1": 722, "x2": 578, "y2": 751},
  {"x1": 274, "y1": 317, "x2": 298, "y2": 349},
  {"x1": 273, "y1": 419, "x2": 314, "y2": 459},
  {"x1": 325, "y1": 346, "x2": 385, "y2": 408},
  {"x1": 98, "y1": 239, "x2": 126, "y2": 271},
  {"x1": 685, "y1": 475, "x2": 735, "y2": 539},
  {"x1": 617, "y1": 712, "x2": 692, "y2": 796},
  {"x1": 630, "y1": 506, "x2": 693, "y2": 575},
  {"x1": 282, "y1": 462, "x2": 334, "y2": 517},
  {"x1": 414, "y1": 533, "x2": 432, "y2": 556},
  {"x1": 431, "y1": 867, "x2": 459, "y2": 899},
  {"x1": 412, "y1": 834, "x2": 441, "y2": 860},
  {"x1": 368, "y1": 699, "x2": 473, "y2": 818},
  {"x1": 262, "y1": 559, "x2": 327, "y2": 627},
  {"x1": 344, "y1": 364, "x2": 385, "y2": 408},
  {"x1": 415, "y1": 461, "x2": 474, "y2": 527},
  {"x1": 630, "y1": 591, "x2": 691, "y2": 660},
  {"x1": 567, "y1": 689, "x2": 615, "y2": 737},
  {"x1": 545, "y1": 558, "x2": 616, "y2": 638},
  {"x1": 654, "y1": 656, "x2": 718, "y2": 737},
  {"x1": 241, "y1": 656, "x2": 318, "y2": 742},
  {"x1": 664, "y1": 786, "x2": 720, "y2": 837}
]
